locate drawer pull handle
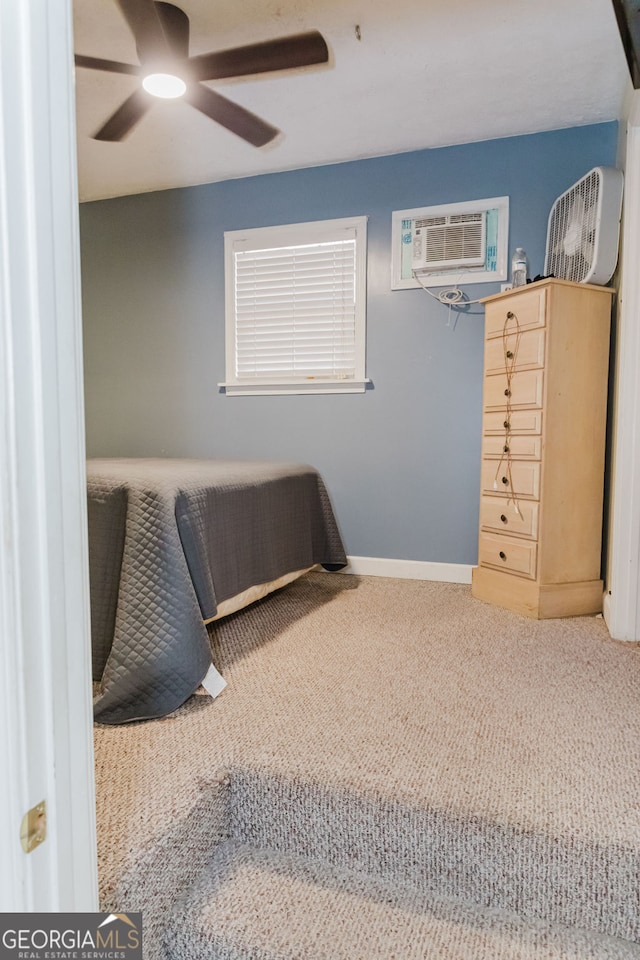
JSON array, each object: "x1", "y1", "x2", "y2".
[
  {"x1": 503, "y1": 420, "x2": 510, "y2": 429},
  {"x1": 504, "y1": 388, "x2": 511, "y2": 397},
  {"x1": 500, "y1": 514, "x2": 507, "y2": 523},
  {"x1": 505, "y1": 350, "x2": 514, "y2": 359},
  {"x1": 501, "y1": 476, "x2": 509, "y2": 485},
  {"x1": 499, "y1": 551, "x2": 507, "y2": 560}
]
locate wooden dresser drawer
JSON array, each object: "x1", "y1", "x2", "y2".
[
  {"x1": 485, "y1": 285, "x2": 547, "y2": 338},
  {"x1": 482, "y1": 434, "x2": 541, "y2": 460},
  {"x1": 484, "y1": 368, "x2": 544, "y2": 410},
  {"x1": 478, "y1": 533, "x2": 538, "y2": 579},
  {"x1": 483, "y1": 409, "x2": 543, "y2": 435},
  {"x1": 484, "y1": 327, "x2": 545, "y2": 375},
  {"x1": 481, "y1": 459, "x2": 541, "y2": 499},
  {"x1": 480, "y1": 496, "x2": 539, "y2": 539}
]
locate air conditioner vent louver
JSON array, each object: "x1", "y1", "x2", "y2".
[
  {"x1": 544, "y1": 166, "x2": 623, "y2": 285},
  {"x1": 415, "y1": 216, "x2": 447, "y2": 227},
  {"x1": 449, "y1": 213, "x2": 483, "y2": 224},
  {"x1": 412, "y1": 211, "x2": 486, "y2": 273}
]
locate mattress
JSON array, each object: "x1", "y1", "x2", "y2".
[{"x1": 87, "y1": 458, "x2": 346, "y2": 724}]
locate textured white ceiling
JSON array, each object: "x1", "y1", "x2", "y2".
[{"x1": 73, "y1": 0, "x2": 630, "y2": 201}]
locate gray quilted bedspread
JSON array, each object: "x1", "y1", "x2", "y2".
[{"x1": 87, "y1": 458, "x2": 347, "y2": 724}]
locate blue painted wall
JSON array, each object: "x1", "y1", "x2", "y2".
[{"x1": 80, "y1": 123, "x2": 618, "y2": 564}]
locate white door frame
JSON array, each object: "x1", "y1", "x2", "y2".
[
  {"x1": 0, "y1": 0, "x2": 98, "y2": 909},
  {"x1": 604, "y1": 89, "x2": 640, "y2": 642}
]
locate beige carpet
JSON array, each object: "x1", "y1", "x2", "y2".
[{"x1": 93, "y1": 573, "x2": 640, "y2": 959}]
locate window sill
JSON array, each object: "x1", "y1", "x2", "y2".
[{"x1": 218, "y1": 379, "x2": 371, "y2": 397}]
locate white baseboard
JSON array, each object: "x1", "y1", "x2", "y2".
[{"x1": 334, "y1": 556, "x2": 473, "y2": 584}]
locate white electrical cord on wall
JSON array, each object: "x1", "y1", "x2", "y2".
[
  {"x1": 412, "y1": 269, "x2": 486, "y2": 326},
  {"x1": 412, "y1": 269, "x2": 485, "y2": 306}
]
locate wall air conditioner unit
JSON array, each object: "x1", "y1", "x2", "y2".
[{"x1": 412, "y1": 211, "x2": 486, "y2": 274}]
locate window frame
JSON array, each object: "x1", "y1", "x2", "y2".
[
  {"x1": 221, "y1": 216, "x2": 369, "y2": 396},
  {"x1": 390, "y1": 196, "x2": 509, "y2": 290}
]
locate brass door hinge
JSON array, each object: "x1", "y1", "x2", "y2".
[{"x1": 20, "y1": 800, "x2": 46, "y2": 853}]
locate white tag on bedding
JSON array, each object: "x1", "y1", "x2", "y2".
[{"x1": 201, "y1": 664, "x2": 227, "y2": 699}]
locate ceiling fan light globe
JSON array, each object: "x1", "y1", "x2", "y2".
[{"x1": 142, "y1": 73, "x2": 186, "y2": 98}]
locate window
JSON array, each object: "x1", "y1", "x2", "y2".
[{"x1": 221, "y1": 217, "x2": 368, "y2": 395}]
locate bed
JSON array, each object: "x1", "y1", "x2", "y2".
[{"x1": 87, "y1": 458, "x2": 347, "y2": 724}]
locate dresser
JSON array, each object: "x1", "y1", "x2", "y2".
[{"x1": 471, "y1": 278, "x2": 614, "y2": 619}]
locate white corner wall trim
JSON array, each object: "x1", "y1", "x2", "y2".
[
  {"x1": 335, "y1": 556, "x2": 473, "y2": 583},
  {"x1": 605, "y1": 89, "x2": 640, "y2": 642}
]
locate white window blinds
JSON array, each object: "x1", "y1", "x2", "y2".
[
  {"x1": 234, "y1": 238, "x2": 357, "y2": 380},
  {"x1": 223, "y1": 217, "x2": 367, "y2": 396}
]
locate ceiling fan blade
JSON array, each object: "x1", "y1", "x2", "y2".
[
  {"x1": 75, "y1": 54, "x2": 140, "y2": 76},
  {"x1": 93, "y1": 88, "x2": 153, "y2": 141},
  {"x1": 190, "y1": 30, "x2": 329, "y2": 81},
  {"x1": 184, "y1": 83, "x2": 279, "y2": 147},
  {"x1": 115, "y1": 0, "x2": 170, "y2": 64},
  {"x1": 155, "y1": 2, "x2": 190, "y2": 59}
]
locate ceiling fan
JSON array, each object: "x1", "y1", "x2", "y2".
[{"x1": 75, "y1": 0, "x2": 329, "y2": 145}]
